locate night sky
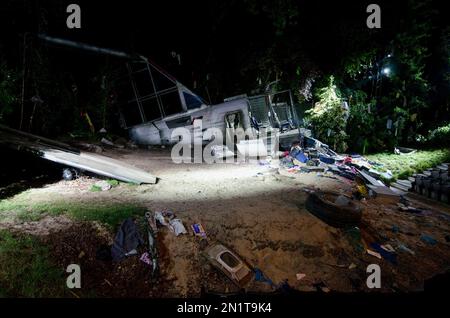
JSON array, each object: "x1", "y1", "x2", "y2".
[{"x1": 0, "y1": 0, "x2": 447, "y2": 101}]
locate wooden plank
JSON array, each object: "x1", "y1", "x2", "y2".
[
  {"x1": 391, "y1": 182, "x2": 410, "y2": 192},
  {"x1": 397, "y1": 179, "x2": 412, "y2": 188},
  {"x1": 367, "y1": 185, "x2": 401, "y2": 198}
]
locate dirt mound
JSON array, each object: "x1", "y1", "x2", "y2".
[{"x1": 43, "y1": 222, "x2": 176, "y2": 297}]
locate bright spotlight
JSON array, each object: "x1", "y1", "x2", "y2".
[{"x1": 382, "y1": 67, "x2": 391, "y2": 75}]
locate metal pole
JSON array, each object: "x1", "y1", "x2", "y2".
[
  {"x1": 145, "y1": 63, "x2": 165, "y2": 118},
  {"x1": 38, "y1": 34, "x2": 131, "y2": 59},
  {"x1": 126, "y1": 63, "x2": 146, "y2": 123}
]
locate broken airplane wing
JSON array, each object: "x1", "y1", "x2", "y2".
[{"x1": 0, "y1": 125, "x2": 157, "y2": 184}]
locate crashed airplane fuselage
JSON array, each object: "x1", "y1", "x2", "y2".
[
  {"x1": 122, "y1": 59, "x2": 305, "y2": 151},
  {"x1": 39, "y1": 35, "x2": 306, "y2": 151}
]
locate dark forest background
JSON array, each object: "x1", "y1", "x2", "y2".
[{"x1": 0, "y1": 0, "x2": 449, "y2": 153}]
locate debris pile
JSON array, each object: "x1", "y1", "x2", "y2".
[
  {"x1": 279, "y1": 137, "x2": 414, "y2": 201},
  {"x1": 280, "y1": 137, "x2": 450, "y2": 206}
]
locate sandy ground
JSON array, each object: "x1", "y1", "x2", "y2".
[{"x1": 1, "y1": 147, "x2": 450, "y2": 296}]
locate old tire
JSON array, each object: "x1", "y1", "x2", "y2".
[{"x1": 305, "y1": 192, "x2": 362, "y2": 228}]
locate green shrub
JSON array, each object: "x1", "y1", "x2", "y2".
[
  {"x1": 428, "y1": 123, "x2": 450, "y2": 147},
  {"x1": 306, "y1": 76, "x2": 348, "y2": 152}
]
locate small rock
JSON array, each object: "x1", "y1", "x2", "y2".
[{"x1": 94, "y1": 180, "x2": 112, "y2": 191}]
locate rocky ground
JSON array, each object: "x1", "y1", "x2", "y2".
[{"x1": 1, "y1": 147, "x2": 450, "y2": 297}]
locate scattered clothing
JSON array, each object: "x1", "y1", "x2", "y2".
[
  {"x1": 111, "y1": 218, "x2": 144, "y2": 262},
  {"x1": 370, "y1": 243, "x2": 397, "y2": 265}
]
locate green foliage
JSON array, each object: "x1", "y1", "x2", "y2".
[
  {"x1": 343, "y1": 50, "x2": 377, "y2": 80},
  {"x1": 379, "y1": 0, "x2": 434, "y2": 143},
  {"x1": 427, "y1": 122, "x2": 450, "y2": 147},
  {"x1": 0, "y1": 230, "x2": 64, "y2": 297},
  {"x1": 366, "y1": 149, "x2": 450, "y2": 181},
  {"x1": 346, "y1": 90, "x2": 377, "y2": 154},
  {"x1": 0, "y1": 198, "x2": 146, "y2": 228},
  {"x1": 306, "y1": 76, "x2": 348, "y2": 152},
  {"x1": 335, "y1": 0, "x2": 441, "y2": 151},
  {"x1": 106, "y1": 179, "x2": 120, "y2": 187},
  {"x1": 90, "y1": 185, "x2": 102, "y2": 192}
]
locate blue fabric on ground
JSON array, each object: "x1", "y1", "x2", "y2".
[
  {"x1": 370, "y1": 243, "x2": 398, "y2": 265},
  {"x1": 420, "y1": 234, "x2": 437, "y2": 245},
  {"x1": 295, "y1": 152, "x2": 308, "y2": 163},
  {"x1": 319, "y1": 154, "x2": 335, "y2": 164},
  {"x1": 111, "y1": 218, "x2": 144, "y2": 262},
  {"x1": 254, "y1": 268, "x2": 274, "y2": 286}
]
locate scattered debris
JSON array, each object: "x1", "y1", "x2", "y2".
[
  {"x1": 397, "y1": 243, "x2": 415, "y2": 255},
  {"x1": 312, "y1": 281, "x2": 331, "y2": 293},
  {"x1": 154, "y1": 210, "x2": 174, "y2": 226},
  {"x1": 145, "y1": 211, "x2": 158, "y2": 233},
  {"x1": 254, "y1": 268, "x2": 274, "y2": 286},
  {"x1": 101, "y1": 137, "x2": 115, "y2": 147},
  {"x1": 348, "y1": 263, "x2": 357, "y2": 270},
  {"x1": 420, "y1": 234, "x2": 437, "y2": 246},
  {"x1": 395, "y1": 147, "x2": 417, "y2": 155},
  {"x1": 92, "y1": 180, "x2": 112, "y2": 191},
  {"x1": 211, "y1": 145, "x2": 234, "y2": 159},
  {"x1": 305, "y1": 191, "x2": 362, "y2": 228},
  {"x1": 62, "y1": 168, "x2": 79, "y2": 181},
  {"x1": 345, "y1": 227, "x2": 364, "y2": 253},
  {"x1": 169, "y1": 219, "x2": 188, "y2": 236},
  {"x1": 140, "y1": 252, "x2": 152, "y2": 266},
  {"x1": 191, "y1": 223, "x2": 207, "y2": 238},
  {"x1": 154, "y1": 210, "x2": 187, "y2": 236},
  {"x1": 203, "y1": 243, "x2": 253, "y2": 288},
  {"x1": 296, "y1": 273, "x2": 306, "y2": 281},
  {"x1": 367, "y1": 185, "x2": 400, "y2": 199},
  {"x1": 370, "y1": 243, "x2": 397, "y2": 265},
  {"x1": 367, "y1": 249, "x2": 382, "y2": 259},
  {"x1": 381, "y1": 244, "x2": 396, "y2": 253},
  {"x1": 144, "y1": 215, "x2": 159, "y2": 276}
]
